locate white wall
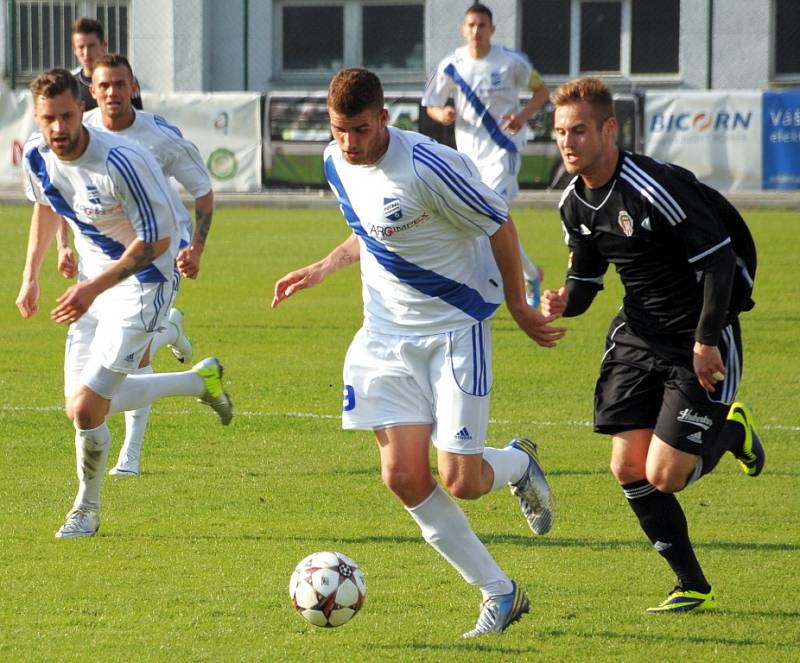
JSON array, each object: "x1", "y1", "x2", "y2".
[{"x1": 712, "y1": 0, "x2": 771, "y2": 89}]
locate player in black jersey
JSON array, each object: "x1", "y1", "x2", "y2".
[
  {"x1": 72, "y1": 18, "x2": 143, "y2": 112},
  {"x1": 543, "y1": 77, "x2": 764, "y2": 614}
]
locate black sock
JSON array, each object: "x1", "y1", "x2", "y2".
[
  {"x1": 701, "y1": 419, "x2": 745, "y2": 477},
  {"x1": 623, "y1": 480, "x2": 711, "y2": 593}
]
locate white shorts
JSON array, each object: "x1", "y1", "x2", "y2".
[
  {"x1": 64, "y1": 277, "x2": 176, "y2": 397},
  {"x1": 479, "y1": 151, "x2": 521, "y2": 204},
  {"x1": 342, "y1": 321, "x2": 493, "y2": 454}
]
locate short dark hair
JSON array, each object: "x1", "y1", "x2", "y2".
[
  {"x1": 72, "y1": 17, "x2": 104, "y2": 41},
  {"x1": 30, "y1": 68, "x2": 80, "y2": 100},
  {"x1": 327, "y1": 68, "x2": 384, "y2": 116},
  {"x1": 465, "y1": 3, "x2": 493, "y2": 23},
  {"x1": 551, "y1": 77, "x2": 614, "y2": 128},
  {"x1": 92, "y1": 53, "x2": 134, "y2": 80}
]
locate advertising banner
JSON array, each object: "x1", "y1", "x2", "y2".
[
  {"x1": 0, "y1": 85, "x2": 36, "y2": 190},
  {"x1": 644, "y1": 92, "x2": 762, "y2": 191},
  {"x1": 762, "y1": 90, "x2": 800, "y2": 190},
  {"x1": 142, "y1": 92, "x2": 262, "y2": 192}
]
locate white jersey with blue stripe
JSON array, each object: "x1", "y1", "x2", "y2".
[
  {"x1": 423, "y1": 45, "x2": 533, "y2": 171},
  {"x1": 23, "y1": 126, "x2": 182, "y2": 283},
  {"x1": 324, "y1": 126, "x2": 509, "y2": 335},
  {"x1": 83, "y1": 108, "x2": 211, "y2": 243}
]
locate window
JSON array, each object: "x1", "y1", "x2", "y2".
[
  {"x1": 521, "y1": 0, "x2": 679, "y2": 79},
  {"x1": 10, "y1": 1, "x2": 130, "y2": 83},
  {"x1": 275, "y1": 1, "x2": 424, "y2": 78},
  {"x1": 774, "y1": 0, "x2": 800, "y2": 76}
]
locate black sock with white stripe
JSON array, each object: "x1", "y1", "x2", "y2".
[
  {"x1": 623, "y1": 480, "x2": 711, "y2": 593},
  {"x1": 700, "y1": 420, "x2": 745, "y2": 478}
]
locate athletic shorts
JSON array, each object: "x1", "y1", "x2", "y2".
[
  {"x1": 478, "y1": 151, "x2": 521, "y2": 205},
  {"x1": 64, "y1": 276, "x2": 176, "y2": 397},
  {"x1": 342, "y1": 321, "x2": 493, "y2": 454},
  {"x1": 594, "y1": 314, "x2": 743, "y2": 454}
]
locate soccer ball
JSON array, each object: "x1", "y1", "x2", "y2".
[{"x1": 289, "y1": 551, "x2": 367, "y2": 627}]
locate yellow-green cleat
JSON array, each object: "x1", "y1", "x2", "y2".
[
  {"x1": 192, "y1": 357, "x2": 233, "y2": 425},
  {"x1": 645, "y1": 587, "x2": 716, "y2": 614},
  {"x1": 727, "y1": 402, "x2": 765, "y2": 476}
]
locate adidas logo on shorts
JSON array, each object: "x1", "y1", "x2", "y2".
[{"x1": 455, "y1": 427, "x2": 472, "y2": 441}]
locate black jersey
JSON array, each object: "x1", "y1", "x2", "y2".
[
  {"x1": 72, "y1": 67, "x2": 143, "y2": 112},
  {"x1": 559, "y1": 151, "x2": 753, "y2": 338}
]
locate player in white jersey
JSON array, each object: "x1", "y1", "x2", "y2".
[
  {"x1": 16, "y1": 69, "x2": 232, "y2": 539},
  {"x1": 273, "y1": 68, "x2": 565, "y2": 637},
  {"x1": 69, "y1": 54, "x2": 215, "y2": 476},
  {"x1": 423, "y1": 3, "x2": 549, "y2": 307}
]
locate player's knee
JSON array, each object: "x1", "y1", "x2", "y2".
[
  {"x1": 381, "y1": 466, "x2": 431, "y2": 505},
  {"x1": 440, "y1": 475, "x2": 482, "y2": 500},
  {"x1": 609, "y1": 457, "x2": 644, "y2": 485},
  {"x1": 646, "y1": 469, "x2": 683, "y2": 494}
]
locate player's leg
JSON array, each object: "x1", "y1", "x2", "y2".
[
  {"x1": 109, "y1": 364, "x2": 153, "y2": 476},
  {"x1": 149, "y1": 308, "x2": 193, "y2": 364}
]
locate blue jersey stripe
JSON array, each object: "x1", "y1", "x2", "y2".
[
  {"x1": 26, "y1": 146, "x2": 165, "y2": 284},
  {"x1": 413, "y1": 144, "x2": 506, "y2": 224},
  {"x1": 324, "y1": 155, "x2": 500, "y2": 322},
  {"x1": 154, "y1": 114, "x2": 184, "y2": 138},
  {"x1": 107, "y1": 148, "x2": 158, "y2": 242},
  {"x1": 444, "y1": 63, "x2": 517, "y2": 153}
]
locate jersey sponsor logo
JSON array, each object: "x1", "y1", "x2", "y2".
[
  {"x1": 617, "y1": 210, "x2": 634, "y2": 237},
  {"x1": 342, "y1": 385, "x2": 356, "y2": 412},
  {"x1": 677, "y1": 408, "x2": 713, "y2": 431},
  {"x1": 454, "y1": 427, "x2": 472, "y2": 441},
  {"x1": 383, "y1": 197, "x2": 403, "y2": 221},
  {"x1": 367, "y1": 212, "x2": 430, "y2": 240}
]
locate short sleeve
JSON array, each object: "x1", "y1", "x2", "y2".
[
  {"x1": 155, "y1": 117, "x2": 212, "y2": 198},
  {"x1": 422, "y1": 59, "x2": 457, "y2": 108},
  {"x1": 412, "y1": 141, "x2": 508, "y2": 237},
  {"x1": 22, "y1": 140, "x2": 50, "y2": 204}
]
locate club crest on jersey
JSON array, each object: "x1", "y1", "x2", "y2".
[
  {"x1": 86, "y1": 185, "x2": 101, "y2": 205},
  {"x1": 618, "y1": 210, "x2": 634, "y2": 237},
  {"x1": 490, "y1": 71, "x2": 502, "y2": 87},
  {"x1": 383, "y1": 197, "x2": 403, "y2": 221}
]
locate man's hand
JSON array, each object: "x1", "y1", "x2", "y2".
[
  {"x1": 509, "y1": 305, "x2": 567, "y2": 348},
  {"x1": 272, "y1": 264, "x2": 325, "y2": 309},
  {"x1": 50, "y1": 280, "x2": 102, "y2": 325},
  {"x1": 501, "y1": 112, "x2": 525, "y2": 134},
  {"x1": 57, "y1": 246, "x2": 78, "y2": 279},
  {"x1": 541, "y1": 286, "x2": 569, "y2": 319},
  {"x1": 693, "y1": 341, "x2": 726, "y2": 393},
  {"x1": 16, "y1": 280, "x2": 40, "y2": 318},
  {"x1": 176, "y1": 243, "x2": 203, "y2": 279}
]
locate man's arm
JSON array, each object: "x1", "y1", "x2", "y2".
[
  {"x1": 502, "y1": 83, "x2": 549, "y2": 134},
  {"x1": 272, "y1": 233, "x2": 360, "y2": 309},
  {"x1": 425, "y1": 105, "x2": 457, "y2": 126},
  {"x1": 50, "y1": 236, "x2": 171, "y2": 324},
  {"x1": 16, "y1": 203, "x2": 60, "y2": 318},
  {"x1": 56, "y1": 217, "x2": 78, "y2": 278},
  {"x1": 489, "y1": 219, "x2": 565, "y2": 347},
  {"x1": 176, "y1": 190, "x2": 214, "y2": 279}
]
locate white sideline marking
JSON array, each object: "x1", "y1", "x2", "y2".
[{"x1": 2, "y1": 404, "x2": 799, "y2": 431}]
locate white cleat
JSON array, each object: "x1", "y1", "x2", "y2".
[
  {"x1": 507, "y1": 437, "x2": 555, "y2": 535},
  {"x1": 167, "y1": 308, "x2": 193, "y2": 364},
  {"x1": 109, "y1": 458, "x2": 140, "y2": 476},
  {"x1": 192, "y1": 357, "x2": 233, "y2": 425},
  {"x1": 55, "y1": 507, "x2": 100, "y2": 539}
]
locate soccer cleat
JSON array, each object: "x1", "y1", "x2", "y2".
[
  {"x1": 166, "y1": 308, "x2": 193, "y2": 364},
  {"x1": 463, "y1": 580, "x2": 530, "y2": 637},
  {"x1": 192, "y1": 357, "x2": 233, "y2": 425},
  {"x1": 109, "y1": 457, "x2": 140, "y2": 477},
  {"x1": 645, "y1": 587, "x2": 716, "y2": 614},
  {"x1": 55, "y1": 507, "x2": 100, "y2": 539},
  {"x1": 727, "y1": 402, "x2": 765, "y2": 476},
  {"x1": 525, "y1": 267, "x2": 544, "y2": 309},
  {"x1": 508, "y1": 438, "x2": 555, "y2": 535}
]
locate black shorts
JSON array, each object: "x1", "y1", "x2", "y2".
[{"x1": 594, "y1": 314, "x2": 743, "y2": 454}]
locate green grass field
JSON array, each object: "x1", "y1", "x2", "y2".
[{"x1": 1, "y1": 204, "x2": 798, "y2": 662}]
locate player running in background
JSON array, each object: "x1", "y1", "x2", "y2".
[
  {"x1": 423, "y1": 3, "x2": 548, "y2": 307},
  {"x1": 273, "y1": 68, "x2": 564, "y2": 637},
  {"x1": 71, "y1": 17, "x2": 143, "y2": 112},
  {"x1": 77, "y1": 53, "x2": 215, "y2": 476},
  {"x1": 16, "y1": 69, "x2": 232, "y2": 539},
  {"x1": 543, "y1": 77, "x2": 763, "y2": 613}
]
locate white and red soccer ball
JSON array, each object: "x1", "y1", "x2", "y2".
[{"x1": 289, "y1": 551, "x2": 367, "y2": 627}]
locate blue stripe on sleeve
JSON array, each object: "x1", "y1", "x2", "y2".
[
  {"x1": 413, "y1": 144, "x2": 506, "y2": 224},
  {"x1": 107, "y1": 147, "x2": 158, "y2": 242},
  {"x1": 154, "y1": 114, "x2": 184, "y2": 138},
  {"x1": 324, "y1": 155, "x2": 499, "y2": 322},
  {"x1": 444, "y1": 63, "x2": 517, "y2": 153},
  {"x1": 26, "y1": 146, "x2": 165, "y2": 284}
]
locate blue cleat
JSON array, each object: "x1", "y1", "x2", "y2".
[
  {"x1": 727, "y1": 402, "x2": 765, "y2": 476},
  {"x1": 463, "y1": 580, "x2": 530, "y2": 637},
  {"x1": 508, "y1": 438, "x2": 554, "y2": 535}
]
